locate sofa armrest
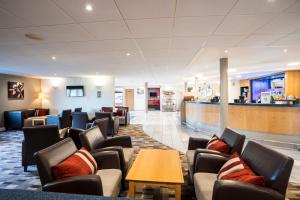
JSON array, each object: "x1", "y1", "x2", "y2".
[
  {"x1": 103, "y1": 136, "x2": 132, "y2": 148},
  {"x1": 92, "y1": 151, "x2": 121, "y2": 170},
  {"x1": 194, "y1": 153, "x2": 228, "y2": 174},
  {"x1": 194, "y1": 148, "x2": 230, "y2": 158},
  {"x1": 188, "y1": 137, "x2": 209, "y2": 150},
  {"x1": 213, "y1": 180, "x2": 283, "y2": 200},
  {"x1": 43, "y1": 175, "x2": 103, "y2": 196}
]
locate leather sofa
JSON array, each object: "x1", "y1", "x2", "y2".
[
  {"x1": 95, "y1": 112, "x2": 119, "y2": 136},
  {"x1": 187, "y1": 128, "x2": 245, "y2": 183},
  {"x1": 47, "y1": 109, "x2": 72, "y2": 129},
  {"x1": 79, "y1": 126, "x2": 134, "y2": 182},
  {"x1": 22, "y1": 125, "x2": 62, "y2": 171},
  {"x1": 193, "y1": 141, "x2": 294, "y2": 200},
  {"x1": 34, "y1": 138, "x2": 122, "y2": 197}
]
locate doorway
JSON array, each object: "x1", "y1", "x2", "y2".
[
  {"x1": 148, "y1": 88, "x2": 160, "y2": 111},
  {"x1": 125, "y1": 89, "x2": 134, "y2": 111}
]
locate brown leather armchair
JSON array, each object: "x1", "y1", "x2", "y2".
[
  {"x1": 193, "y1": 141, "x2": 294, "y2": 200},
  {"x1": 95, "y1": 112, "x2": 119, "y2": 136},
  {"x1": 115, "y1": 106, "x2": 130, "y2": 126},
  {"x1": 22, "y1": 125, "x2": 62, "y2": 172},
  {"x1": 92, "y1": 118, "x2": 109, "y2": 139},
  {"x1": 186, "y1": 128, "x2": 245, "y2": 183},
  {"x1": 79, "y1": 126, "x2": 134, "y2": 182},
  {"x1": 34, "y1": 138, "x2": 122, "y2": 197}
]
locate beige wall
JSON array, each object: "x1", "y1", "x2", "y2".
[{"x1": 0, "y1": 74, "x2": 42, "y2": 127}]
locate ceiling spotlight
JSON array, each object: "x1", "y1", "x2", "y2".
[
  {"x1": 126, "y1": 52, "x2": 131, "y2": 56},
  {"x1": 283, "y1": 49, "x2": 288, "y2": 53},
  {"x1": 96, "y1": 72, "x2": 99, "y2": 75},
  {"x1": 54, "y1": 73, "x2": 57, "y2": 76},
  {"x1": 85, "y1": 4, "x2": 93, "y2": 11},
  {"x1": 224, "y1": 49, "x2": 229, "y2": 54},
  {"x1": 51, "y1": 56, "x2": 56, "y2": 60}
]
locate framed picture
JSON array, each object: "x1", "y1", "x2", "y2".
[
  {"x1": 97, "y1": 90, "x2": 102, "y2": 98},
  {"x1": 8, "y1": 81, "x2": 24, "y2": 99},
  {"x1": 137, "y1": 88, "x2": 144, "y2": 95}
]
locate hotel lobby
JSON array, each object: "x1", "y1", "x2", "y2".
[{"x1": 0, "y1": 0, "x2": 300, "y2": 200}]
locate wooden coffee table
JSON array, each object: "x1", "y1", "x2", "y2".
[{"x1": 126, "y1": 149, "x2": 184, "y2": 200}]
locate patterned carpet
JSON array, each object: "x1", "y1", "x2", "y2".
[{"x1": 0, "y1": 125, "x2": 299, "y2": 199}]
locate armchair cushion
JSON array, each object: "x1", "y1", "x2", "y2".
[
  {"x1": 103, "y1": 136, "x2": 133, "y2": 148},
  {"x1": 123, "y1": 148, "x2": 135, "y2": 167},
  {"x1": 188, "y1": 137, "x2": 209, "y2": 150},
  {"x1": 194, "y1": 173, "x2": 217, "y2": 200},
  {"x1": 116, "y1": 110, "x2": 125, "y2": 116},
  {"x1": 52, "y1": 148, "x2": 97, "y2": 180},
  {"x1": 218, "y1": 152, "x2": 265, "y2": 186},
  {"x1": 206, "y1": 135, "x2": 230, "y2": 154},
  {"x1": 96, "y1": 169, "x2": 122, "y2": 197}
]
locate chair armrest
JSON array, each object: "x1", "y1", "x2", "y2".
[
  {"x1": 194, "y1": 153, "x2": 228, "y2": 174},
  {"x1": 92, "y1": 151, "x2": 121, "y2": 170},
  {"x1": 195, "y1": 148, "x2": 230, "y2": 158},
  {"x1": 43, "y1": 175, "x2": 103, "y2": 196},
  {"x1": 213, "y1": 180, "x2": 283, "y2": 200},
  {"x1": 188, "y1": 137, "x2": 209, "y2": 150},
  {"x1": 103, "y1": 136, "x2": 132, "y2": 148}
]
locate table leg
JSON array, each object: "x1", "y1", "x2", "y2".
[
  {"x1": 175, "y1": 184, "x2": 181, "y2": 200},
  {"x1": 128, "y1": 181, "x2": 135, "y2": 198}
]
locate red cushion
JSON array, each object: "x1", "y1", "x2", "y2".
[
  {"x1": 218, "y1": 152, "x2": 265, "y2": 186},
  {"x1": 116, "y1": 109, "x2": 125, "y2": 116},
  {"x1": 52, "y1": 148, "x2": 98, "y2": 180},
  {"x1": 206, "y1": 135, "x2": 230, "y2": 154}
]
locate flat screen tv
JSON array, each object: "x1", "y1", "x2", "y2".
[
  {"x1": 66, "y1": 86, "x2": 84, "y2": 97},
  {"x1": 150, "y1": 92, "x2": 157, "y2": 97}
]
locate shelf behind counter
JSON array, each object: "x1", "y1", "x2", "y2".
[{"x1": 184, "y1": 101, "x2": 300, "y2": 135}]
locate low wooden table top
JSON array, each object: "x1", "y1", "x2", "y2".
[{"x1": 126, "y1": 149, "x2": 184, "y2": 184}]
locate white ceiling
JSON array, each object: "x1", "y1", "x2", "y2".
[{"x1": 0, "y1": 0, "x2": 300, "y2": 86}]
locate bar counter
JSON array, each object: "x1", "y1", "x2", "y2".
[{"x1": 185, "y1": 101, "x2": 300, "y2": 135}]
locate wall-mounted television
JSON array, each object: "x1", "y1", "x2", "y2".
[
  {"x1": 150, "y1": 92, "x2": 157, "y2": 97},
  {"x1": 66, "y1": 86, "x2": 84, "y2": 97}
]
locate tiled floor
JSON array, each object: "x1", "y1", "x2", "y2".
[{"x1": 130, "y1": 110, "x2": 300, "y2": 183}]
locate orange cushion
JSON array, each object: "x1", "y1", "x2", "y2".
[
  {"x1": 52, "y1": 148, "x2": 98, "y2": 180},
  {"x1": 206, "y1": 135, "x2": 230, "y2": 154},
  {"x1": 218, "y1": 152, "x2": 265, "y2": 186}
]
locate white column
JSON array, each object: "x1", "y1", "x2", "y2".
[
  {"x1": 145, "y1": 82, "x2": 148, "y2": 113},
  {"x1": 220, "y1": 58, "x2": 228, "y2": 133}
]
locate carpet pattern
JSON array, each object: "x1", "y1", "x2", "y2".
[{"x1": 0, "y1": 125, "x2": 299, "y2": 199}]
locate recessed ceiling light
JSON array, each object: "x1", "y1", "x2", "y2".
[
  {"x1": 126, "y1": 52, "x2": 131, "y2": 56},
  {"x1": 287, "y1": 62, "x2": 300, "y2": 66},
  {"x1": 224, "y1": 49, "x2": 229, "y2": 54},
  {"x1": 268, "y1": 0, "x2": 276, "y2": 3},
  {"x1": 54, "y1": 73, "x2": 57, "y2": 76},
  {"x1": 85, "y1": 4, "x2": 93, "y2": 11},
  {"x1": 96, "y1": 72, "x2": 99, "y2": 75},
  {"x1": 283, "y1": 49, "x2": 288, "y2": 53},
  {"x1": 51, "y1": 56, "x2": 56, "y2": 60}
]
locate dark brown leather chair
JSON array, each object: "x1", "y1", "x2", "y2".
[
  {"x1": 187, "y1": 128, "x2": 245, "y2": 183},
  {"x1": 79, "y1": 126, "x2": 134, "y2": 181},
  {"x1": 47, "y1": 109, "x2": 72, "y2": 129},
  {"x1": 22, "y1": 125, "x2": 62, "y2": 171},
  {"x1": 193, "y1": 141, "x2": 294, "y2": 200},
  {"x1": 34, "y1": 138, "x2": 122, "y2": 197},
  {"x1": 101, "y1": 107, "x2": 113, "y2": 112},
  {"x1": 115, "y1": 106, "x2": 130, "y2": 126},
  {"x1": 95, "y1": 112, "x2": 119, "y2": 136},
  {"x1": 92, "y1": 118, "x2": 109, "y2": 139}
]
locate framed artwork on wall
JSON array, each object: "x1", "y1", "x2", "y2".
[{"x1": 8, "y1": 81, "x2": 24, "y2": 99}]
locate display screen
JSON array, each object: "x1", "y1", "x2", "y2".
[
  {"x1": 150, "y1": 92, "x2": 157, "y2": 97},
  {"x1": 66, "y1": 86, "x2": 84, "y2": 97}
]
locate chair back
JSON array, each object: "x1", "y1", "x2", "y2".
[
  {"x1": 47, "y1": 115, "x2": 60, "y2": 127},
  {"x1": 241, "y1": 141, "x2": 294, "y2": 196},
  {"x1": 72, "y1": 112, "x2": 89, "y2": 129},
  {"x1": 79, "y1": 126, "x2": 105, "y2": 151},
  {"x1": 34, "y1": 138, "x2": 77, "y2": 185},
  {"x1": 92, "y1": 118, "x2": 109, "y2": 139},
  {"x1": 23, "y1": 125, "x2": 61, "y2": 166},
  {"x1": 61, "y1": 109, "x2": 72, "y2": 128},
  {"x1": 220, "y1": 128, "x2": 245, "y2": 154},
  {"x1": 101, "y1": 107, "x2": 113, "y2": 112},
  {"x1": 74, "y1": 107, "x2": 82, "y2": 112}
]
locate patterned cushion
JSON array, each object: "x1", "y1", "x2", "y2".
[
  {"x1": 206, "y1": 135, "x2": 230, "y2": 154},
  {"x1": 218, "y1": 152, "x2": 265, "y2": 186},
  {"x1": 52, "y1": 148, "x2": 97, "y2": 180}
]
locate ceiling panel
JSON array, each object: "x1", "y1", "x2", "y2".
[
  {"x1": 171, "y1": 37, "x2": 206, "y2": 49},
  {"x1": 173, "y1": 16, "x2": 223, "y2": 36},
  {"x1": 0, "y1": 0, "x2": 73, "y2": 26},
  {"x1": 285, "y1": 1, "x2": 300, "y2": 13},
  {"x1": 116, "y1": 0, "x2": 175, "y2": 19},
  {"x1": 238, "y1": 34, "x2": 284, "y2": 46},
  {"x1": 256, "y1": 14, "x2": 300, "y2": 34},
  {"x1": 231, "y1": 0, "x2": 296, "y2": 14},
  {"x1": 270, "y1": 33, "x2": 300, "y2": 46},
  {"x1": 176, "y1": 0, "x2": 237, "y2": 17},
  {"x1": 205, "y1": 35, "x2": 246, "y2": 47},
  {"x1": 215, "y1": 14, "x2": 273, "y2": 35},
  {"x1": 81, "y1": 21, "x2": 130, "y2": 40},
  {"x1": 136, "y1": 37, "x2": 170, "y2": 50},
  {"x1": 0, "y1": 8, "x2": 29, "y2": 28},
  {"x1": 54, "y1": 0, "x2": 121, "y2": 22},
  {"x1": 127, "y1": 18, "x2": 173, "y2": 38}
]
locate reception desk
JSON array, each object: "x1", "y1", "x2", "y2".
[{"x1": 185, "y1": 101, "x2": 300, "y2": 135}]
